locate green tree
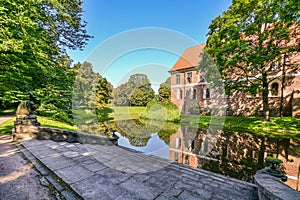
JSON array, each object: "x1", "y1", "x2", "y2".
[
  {"x1": 158, "y1": 77, "x2": 171, "y2": 102},
  {"x1": 95, "y1": 76, "x2": 113, "y2": 121},
  {"x1": 0, "y1": 0, "x2": 91, "y2": 121},
  {"x1": 73, "y1": 62, "x2": 101, "y2": 108},
  {"x1": 206, "y1": 0, "x2": 299, "y2": 121},
  {"x1": 113, "y1": 74, "x2": 155, "y2": 106},
  {"x1": 113, "y1": 83, "x2": 130, "y2": 106},
  {"x1": 128, "y1": 74, "x2": 155, "y2": 106}
]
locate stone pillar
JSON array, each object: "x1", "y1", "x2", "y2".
[{"x1": 12, "y1": 101, "x2": 40, "y2": 141}]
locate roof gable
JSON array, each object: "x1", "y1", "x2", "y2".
[{"x1": 169, "y1": 44, "x2": 205, "y2": 72}]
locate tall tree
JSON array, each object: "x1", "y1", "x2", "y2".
[
  {"x1": 113, "y1": 74, "x2": 155, "y2": 106},
  {"x1": 206, "y1": 0, "x2": 300, "y2": 121},
  {"x1": 95, "y1": 76, "x2": 113, "y2": 121},
  {"x1": 127, "y1": 74, "x2": 154, "y2": 106},
  {"x1": 0, "y1": 0, "x2": 91, "y2": 118},
  {"x1": 158, "y1": 77, "x2": 171, "y2": 102}
]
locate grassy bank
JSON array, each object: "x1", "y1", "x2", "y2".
[
  {"x1": 1, "y1": 106, "x2": 299, "y2": 138},
  {"x1": 0, "y1": 116, "x2": 77, "y2": 135},
  {"x1": 112, "y1": 106, "x2": 146, "y2": 121},
  {"x1": 182, "y1": 115, "x2": 300, "y2": 138}
]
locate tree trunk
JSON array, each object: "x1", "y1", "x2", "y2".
[
  {"x1": 262, "y1": 72, "x2": 270, "y2": 121},
  {"x1": 279, "y1": 54, "x2": 286, "y2": 117}
]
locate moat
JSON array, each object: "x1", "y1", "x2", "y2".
[{"x1": 111, "y1": 120, "x2": 300, "y2": 189}]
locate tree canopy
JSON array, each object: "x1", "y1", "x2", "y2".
[
  {"x1": 158, "y1": 77, "x2": 171, "y2": 102},
  {"x1": 113, "y1": 74, "x2": 155, "y2": 106},
  {"x1": 0, "y1": 0, "x2": 91, "y2": 122},
  {"x1": 206, "y1": 0, "x2": 300, "y2": 121}
]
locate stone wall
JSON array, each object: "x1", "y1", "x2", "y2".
[
  {"x1": 255, "y1": 169, "x2": 300, "y2": 200},
  {"x1": 12, "y1": 115, "x2": 118, "y2": 145}
]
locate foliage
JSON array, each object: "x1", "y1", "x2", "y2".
[
  {"x1": 113, "y1": 74, "x2": 155, "y2": 106},
  {"x1": 206, "y1": 0, "x2": 300, "y2": 121},
  {"x1": 0, "y1": 0, "x2": 91, "y2": 123},
  {"x1": 73, "y1": 62, "x2": 114, "y2": 122},
  {"x1": 0, "y1": 116, "x2": 77, "y2": 135},
  {"x1": 265, "y1": 156, "x2": 282, "y2": 164},
  {"x1": 158, "y1": 77, "x2": 171, "y2": 101},
  {"x1": 139, "y1": 99, "x2": 181, "y2": 122},
  {"x1": 95, "y1": 76, "x2": 113, "y2": 121}
]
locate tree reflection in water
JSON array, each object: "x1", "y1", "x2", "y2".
[
  {"x1": 169, "y1": 124, "x2": 299, "y2": 183},
  {"x1": 80, "y1": 119, "x2": 299, "y2": 187}
]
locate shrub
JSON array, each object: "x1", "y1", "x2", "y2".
[{"x1": 139, "y1": 100, "x2": 181, "y2": 122}]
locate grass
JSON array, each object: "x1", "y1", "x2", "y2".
[
  {"x1": 0, "y1": 118, "x2": 15, "y2": 134},
  {"x1": 0, "y1": 116, "x2": 77, "y2": 135},
  {"x1": 113, "y1": 106, "x2": 146, "y2": 121},
  {"x1": 182, "y1": 115, "x2": 300, "y2": 138},
  {"x1": 37, "y1": 116, "x2": 77, "y2": 131},
  {"x1": 1, "y1": 105, "x2": 299, "y2": 139}
]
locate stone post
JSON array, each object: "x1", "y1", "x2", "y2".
[{"x1": 12, "y1": 100, "x2": 40, "y2": 141}]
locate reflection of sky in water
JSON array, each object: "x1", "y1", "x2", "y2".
[{"x1": 115, "y1": 132, "x2": 170, "y2": 160}]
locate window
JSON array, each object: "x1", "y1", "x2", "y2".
[
  {"x1": 185, "y1": 155, "x2": 190, "y2": 165},
  {"x1": 177, "y1": 89, "x2": 183, "y2": 100},
  {"x1": 180, "y1": 90, "x2": 183, "y2": 99},
  {"x1": 192, "y1": 89, "x2": 196, "y2": 99},
  {"x1": 174, "y1": 152, "x2": 179, "y2": 161},
  {"x1": 271, "y1": 82, "x2": 279, "y2": 96},
  {"x1": 187, "y1": 72, "x2": 192, "y2": 83},
  {"x1": 175, "y1": 138, "x2": 181, "y2": 149},
  {"x1": 176, "y1": 74, "x2": 180, "y2": 84},
  {"x1": 205, "y1": 88, "x2": 210, "y2": 99}
]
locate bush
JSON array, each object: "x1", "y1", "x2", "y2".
[{"x1": 139, "y1": 100, "x2": 181, "y2": 122}]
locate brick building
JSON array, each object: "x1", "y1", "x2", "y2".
[{"x1": 169, "y1": 44, "x2": 300, "y2": 117}]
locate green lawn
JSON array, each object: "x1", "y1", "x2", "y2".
[
  {"x1": 0, "y1": 116, "x2": 77, "y2": 135},
  {"x1": 1, "y1": 106, "x2": 299, "y2": 138},
  {"x1": 182, "y1": 115, "x2": 300, "y2": 138},
  {"x1": 113, "y1": 106, "x2": 146, "y2": 121}
]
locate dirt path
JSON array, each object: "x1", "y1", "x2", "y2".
[{"x1": 0, "y1": 135, "x2": 55, "y2": 200}]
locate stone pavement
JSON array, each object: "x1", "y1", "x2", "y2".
[{"x1": 18, "y1": 138, "x2": 258, "y2": 200}]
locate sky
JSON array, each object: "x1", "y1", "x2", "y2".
[{"x1": 67, "y1": 0, "x2": 232, "y2": 92}]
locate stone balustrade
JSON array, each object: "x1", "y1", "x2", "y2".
[{"x1": 255, "y1": 169, "x2": 300, "y2": 200}]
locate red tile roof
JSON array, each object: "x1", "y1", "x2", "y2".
[{"x1": 169, "y1": 44, "x2": 205, "y2": 72}]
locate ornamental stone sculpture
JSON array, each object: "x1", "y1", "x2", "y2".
[{"x1": 13, "y1": 100, "x2": 40, "y2": 140}]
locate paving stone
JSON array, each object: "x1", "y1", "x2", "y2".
[
  {"x1": 120, "y1": 176, "x2": 163, "y2": 200},
  {"x1": 55, "y1": 165, "x2": 93, "y2": 185},
  {"x1": 62, "y1": 151, "x2": 81, "y2": 158},
  {"x1": 71, "y1": 175, "x2": 127, "y2": 200},
  {"x1": 96, "y1": 167, "x2": 133, "y2": 184},
  {"x1": 177, "y1": 190, "x2": 204, "y2": 200},
  {"x1": 82, "y1": 161, "x2": 108, "y2": 172},
  {"x1": 47, "y1": 158, "x2": 76, "y2": 171},
  {"x1": 115, "y1": 192, "x2": 140, "y2": 200},
  {"x1": 19, "y1": 139, "x2": 258, "y2": 200}
]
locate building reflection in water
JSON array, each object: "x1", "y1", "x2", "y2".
[{"x1": 169, "y1": 124, "x2": 300, "y2": 189}]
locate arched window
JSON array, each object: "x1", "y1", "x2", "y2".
[
  {"x1": 271, "y1": 83, "x2": 279, "y2": 96},
  {"x1": 206, "y1": 88, "x2": 210, "y2": 98}
]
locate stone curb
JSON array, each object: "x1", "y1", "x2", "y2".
[
  {"x1": 255, "y1": 169, "x2": 300, "y2": 200},
  {"x1": 15, "y1": 142, "x2": 83, "y2": 200}
]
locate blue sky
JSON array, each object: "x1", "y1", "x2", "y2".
[{"x1": 68, "y1": 0, "x2": 231, "y2": 91}]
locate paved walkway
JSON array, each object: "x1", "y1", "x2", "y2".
[
  {"x1": 0, "y1": 135, "x2": 54, "y2": 200},
  {"x1": 18, "y1": 138, "x2": 258, "y2": 200}
]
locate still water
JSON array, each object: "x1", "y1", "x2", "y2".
[{"x1": 113, "y1": 120, "x2": 300, "y2": 189}]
